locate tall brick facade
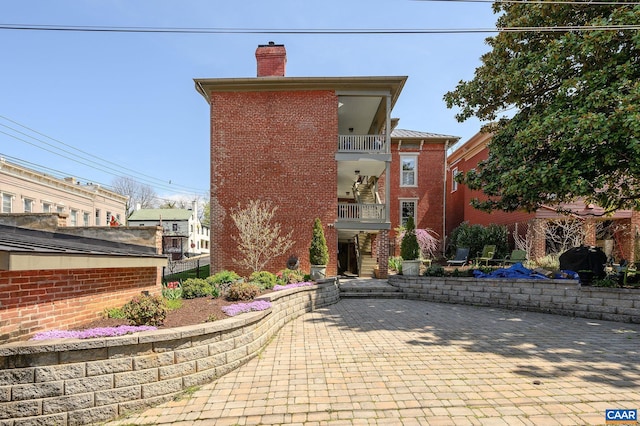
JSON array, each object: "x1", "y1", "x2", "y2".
[{"x1": 208, "y1": 90, "x2": 338, "y2": 276}]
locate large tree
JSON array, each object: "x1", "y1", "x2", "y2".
[
  {"x1": 111, "y1": 176, "x2": 157, "y2": 217},
  {"x1": 444, "y1": 3, "x2": 640, "y2": 213}
]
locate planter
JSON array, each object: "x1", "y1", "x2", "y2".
[
  {"x1": 577, "y1": 270, "x2": 594, "y2": 286},
  {"x1": 310, "y1": 265, "x2": 327, "y2": 280},
  {"x1": 401, "y1": 260, "x2": 421, "y2": 276}
]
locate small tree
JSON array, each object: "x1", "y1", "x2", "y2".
[
  {"x1": 231, "y1": 200, "x2": 293, "y2": 273},
  {"x1": 400, "y1": 216, "x2": 420, "y2": 261},
  {"x1": 309, "y1": 218, "x2": 329, "y2": 266}
]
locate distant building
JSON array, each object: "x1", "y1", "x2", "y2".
[
  {"x1": 0, "y1": 158, "x2": 127, "y2": 225},
  {"x1": 127, "y1": 201, "x2": 209, "y2": 259}
]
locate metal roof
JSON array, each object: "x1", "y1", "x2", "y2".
[
  {"x1": 128, "y1": 209, "x2": 193, "y2": 222},
  {"x1": 392, "y1": 129, "x2": 460, "y2": 140},
  {"x1": 0, "y1": 224, "x2": 160, "y2": 257}
]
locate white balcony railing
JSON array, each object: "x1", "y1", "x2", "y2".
[
  {"x1": 338, "y1": 135, "x2": 387, "y2": 153},
  {"x1": 337, "y1": 203, "x2": 386, "y2": 222}
]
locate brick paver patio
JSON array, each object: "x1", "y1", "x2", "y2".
[{"x1": 108, "y1": 282, "x2": 640, "y2": 425}]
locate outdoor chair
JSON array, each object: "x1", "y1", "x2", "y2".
[
  {"x1": 474, "y1": 245, "x2": 497, "y2": 266},
  {"x1": 502, "y1": 249, "x2": 527, "y2": 266},
  {"x1": 447, "y1": 247, "x2": 470, "y2": 267}
]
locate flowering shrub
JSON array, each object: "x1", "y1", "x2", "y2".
[
  {"x1": 398, "y1": 227, "x2": 439, "y2": 260},
  {"x1": 225, "y1": 282, "x2": 260, "y2": 301},
  {"x1": 122, "y1": 294, "x2": 167, "y2": 326},
  {"x1": 162, "y1": 281, "x2": 183, "y2": 300},
  {"x1": 222, "y1": 300, "x2": 271, "y2": 317},
  {"x1": 273, "y1": 281, "x2": 314, "y2": 291},
  {"x1": 31, "y1": 325, "x2": 157, "y2": 341}
]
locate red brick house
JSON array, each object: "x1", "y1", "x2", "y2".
[
  {"x1": 195, "y1": 43, "x2": 458, "y2": 278},
  {"x1": 446, "y1": 131, "x2": 640, "y2": 262}
]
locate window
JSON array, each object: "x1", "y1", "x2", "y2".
[
  {"x1": 56, "y1": 206, "x2": 65, "y2": 214},
  {"x1": 2, "y1": 194, "x2": 12, "y2": 213},
  {"x1": 42, "y1": 203, "x2": 51, "y2": 213},
  {"x1": 23, "y1": 198, "x2": 33, "y2": 212},
  {"x1": 95, "y1": 209, "x2": 101, "y2": 226},
  {"x1": 172, "y1": 223, "x2": 178, "y2": 232},
  {"x1": 83, "y1": 212, "x2": 90, "y2": 226},
  {"x1": 70, "y1": 210, "x2": 78, "y2": 226},
  {"x1": 400, "y1": 199, "x2": 417, "y2": 226},
  {"x1": 106, "y1": 211, "x2": 111, "y2": 225},
  {"x1": 451, "y1": 167, "x2": 459, "y2": 192},
  {"x1": 400, "y1": 156, "x2": 417, "y2": 187}
]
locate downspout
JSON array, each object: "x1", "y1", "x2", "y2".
[{"x1": 443, "y1": 140, "x2": 449, "y2": 256}]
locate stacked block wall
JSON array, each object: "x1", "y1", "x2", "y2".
[{"x1": 0, "y1": 279, "x2": 339, "y2": 426}]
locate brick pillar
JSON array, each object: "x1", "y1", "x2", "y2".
[
  {"x1": 377, "y1": 230, "x2": 389, "y2": 279},
  {"x1": 529, "y1": 218, "x2": 546, "y2": 261},
  {"x1": 584, "y1": 219, "x2": 597, "y2": 246}
]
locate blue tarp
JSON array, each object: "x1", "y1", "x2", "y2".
[{"x1": 473, "y1": 262, "x2": 579, "y2": 280}]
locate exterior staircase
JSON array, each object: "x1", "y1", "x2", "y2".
[
  {"x1": 339, "y1": 279, "x2": 405, "y2": 299},
  {"x1": 357, "y1": 232, "x2": 378, "y2": 278}
]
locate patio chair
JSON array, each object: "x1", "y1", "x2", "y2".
[
  {"x1": 502, "y1": 249, "x2": 527, "y2": 265},
  {"x1": 474, "y1": 245, "x2": 497, "y2": 266},
  {"x1": 447, "y1": 247, "x2": 470, "y2": 267}
]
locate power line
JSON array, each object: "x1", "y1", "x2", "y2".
[
  {"x1": 0, "y1": 23, "x2": 639, "y2": 35},
  {"x1": 0, "y1": 116, "x2": 208, "y2": 194}
]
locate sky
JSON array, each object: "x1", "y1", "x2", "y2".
[{"x1": 0, "y1": 0, "x2": 498, "y2": 204}]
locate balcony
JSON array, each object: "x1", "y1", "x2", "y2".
[
  {"x1": 338, "y1": 135, "x2": 387, "y2": 153},
  {"x1": 338, "y1": 203, "x2": 386, "y2": 223}
]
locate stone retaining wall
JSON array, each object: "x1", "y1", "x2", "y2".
[
  {"x1": 0, "y1": 279, "x2": 339, "y2": 426},
  {"x1": 389, "y1": 275, "x2": 640, "y2": 323}
]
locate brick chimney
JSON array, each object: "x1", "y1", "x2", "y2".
[{"x1": 255, "y1": 42, "x2": 286, "y2": 77}]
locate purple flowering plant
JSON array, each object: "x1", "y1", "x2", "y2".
[
  {"x1": 273, "y1": 281, "x2": 314, "y2": 291},
  {"x1": 222, "y1": 300, "x2": 272, "y2": 317},
  {"x1": 30, "y1": 325, "x2": 157, "y2": 341}
]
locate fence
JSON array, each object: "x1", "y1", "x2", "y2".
[{"x1": 162, "y1": 254, "x2": 210, "y2": 281}]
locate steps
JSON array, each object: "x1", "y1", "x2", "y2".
[
  {"x1": 357, "y1": 232, "x2": 377, "y2": 278},
  {"x1": 339, "y1": 279, "x2": 405, "y2": 299}
]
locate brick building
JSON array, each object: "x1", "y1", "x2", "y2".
[
  {"x1": 446, "y1": 131, "x2": 639, "y2": 263},
  {"x1": 195, "y1": 43, "x2": 458, "y2": 278}
]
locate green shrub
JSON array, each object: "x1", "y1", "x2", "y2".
[
  {"x1": 400, "y1": 216, "x2": 420, "y2": 260},
  {"x1": 203, "y1": 276, "x2": 221, "y2": 298},
  {"x1": 278, "y1": 268, "x2": 304, "y2": 284},
  {"x1": 388, "y1": 256, "x2": 403, "y2": 272},
  {"x1": 448, "y1": 222, "x2": 508, "y2": 259},
  {"x1": 424, "y1": 264, "x2": 445, "y2": 277},
  {"x1": 165, "y1": 299, "x2": 183, "y2": 310},
  {"x1": 122, "y1": 294, "x2": 167, "y2": 326},
  {"x1": 226, "y1": 282, "x2": 260, "y2": 301},
  {"x1": 309, "y1": 218, "x2": 329, "y2": 265},
  {"x1": 249, "y1": 271, "x2": 278, "y2": 290},
  {"x1": 210, "y1": 270, "x2": 241, "y2": 285},
  {"x1": 181, "y1": 278, "x2": 213, "y2": 299}
]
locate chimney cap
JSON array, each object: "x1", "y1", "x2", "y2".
[{"x1": 258, "y1": 41, "x2": 283, "y2": 47}]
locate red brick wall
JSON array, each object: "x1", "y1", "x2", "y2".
[
  {"x1": 0, "y1": 267, "x2": 159, "y2": 343},
  {"x1": 389, "y1": 144, "x2": 446, "y2": 249},
  {"x1": 209, "y1": 90, "x2": 338, "y2": 277}
]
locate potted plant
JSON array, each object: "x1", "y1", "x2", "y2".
[
  {"x1": 400, "y1": 216, "x2": 421, "y2": 276},
  {"x1": 309, "y1": 218, "x2": 329, "y2": 280}
]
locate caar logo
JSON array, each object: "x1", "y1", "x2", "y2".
[{"x1": 606, "y1": 409, "x2": 638, "y2": 425}]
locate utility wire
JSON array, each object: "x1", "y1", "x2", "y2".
[
  {"x1": 0, "y1": 117, "x2": 207, "y2": 194},
  {"x1": 0, "y1": 115, "x2": 204, "y2": 193},
  {"x1": 0, "y1": 23, "x2": 639, "y2": 34}
]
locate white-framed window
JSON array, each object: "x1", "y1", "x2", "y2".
[
  {"x1": 95, "y1": 209, "x2": 101, "y2": 226},
  {"x1": 56, "y1": 205, "x2": 65, "y2": 214},
  {"x1": 2, "y1": 193, "x2": 12, "y2": 213},
  {"x1": 70, "y1": 210, "x2": 78, "y2": 226},
  {"x1": 106, "y1": 211, "x2": 112, "y2": 225},
  {"x1": 451, "y1": 167, "x2": 460, "y2": 192},
  {"x1": 42, "y1": 202, "x2": 52, "y2": 213},
  {"x1": 172, "y1": 223, "x2": 178, "y2": 232},
  {"x1": 23, "y1": 198, "x2": 34, "y2": 213},
  {"x1": 83, "y1": 212, "x2": 90, "y2": 226},
  {"x1": 400, "y1": 155, "x2": 417, "y2": 187},
  {"x1": 399, "y1": 199, "x2": 418, "y2": 226}
]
